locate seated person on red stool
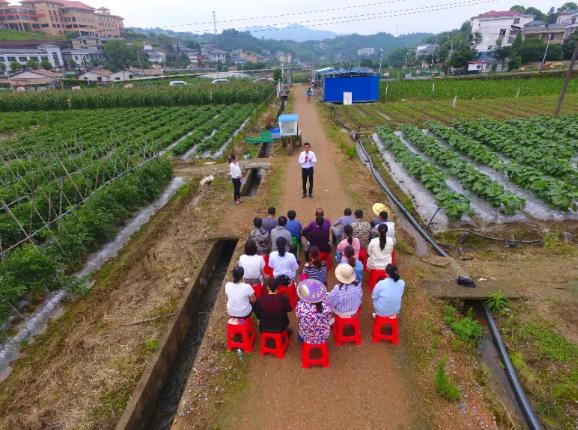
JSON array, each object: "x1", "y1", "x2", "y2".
[
  {"x1": 326, "y1": 264, "x2": 362, "y2": 318},
  {"x1": 254, "y1": 278, "x2": 292, "y2": 335},
  {"x1": 295, "y1": 279, "x2": 331, "y2": 344},
  {"x1": 302, "y1": 246, "x2": 328, "y2": 285},
  {"x1": 342, "y1": 245, "x2": 364, "y2": 284},
  {"x1": 268, "y1": 237, "x2": 299, "y2": 283},
  {"x1": 249, "y1": 217, "x2": 271, "y2": 257},
  {"x1": 225, "y1": 266, "x2": 256, "y2": 321},
  {"x1": 372, "y1": 264, "x2": 405, "y2": 318},
  {"x1": 303, "y1": 214, "x2": 332, "y2": 263},
  {"x1": 238, "y1": 239, "x2": 265, "y2": 286},
  {"x1": 367, "y1": 223, "x2": 394, "y2": 272},
  {"x1": 336, "y1": 224, "x2": 360, "y2": 264}
]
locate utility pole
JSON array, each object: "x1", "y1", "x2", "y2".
[
  {"x1": 540, "y1": 30, "x2": 552, "y2": 73},
  {"x1": 555, "y1": 40, "x2": 578, "y2": 117},
  {"x1": 212, "y1": 11, "x2": 217, "y2": 35}
]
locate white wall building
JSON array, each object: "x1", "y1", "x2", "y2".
[
  {"x1": 357, "y1": 47, "x2": 375, "y2": 56},
  {"x1": 470, "y1": 10, "x2": 535, "y2": 52},
  {"x1": 0, "y1": 44, "x2": 63, "y2": 73}
]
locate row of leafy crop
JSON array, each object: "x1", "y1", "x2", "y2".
[
  {"x1": 376, "y1": 127, "x2": 472, "y2": 219},
  {"x1": 379, "y1": 76, "x2": 578, "y2": 101},
  {"x1": 400, "y1": 126, "x2": 527, "y2": 215},
  {"x1": 0, "y1": 158, "x2": 172, "y2": 322},
  {"x1": 0, "y1": 108, "x2": 208, "y2": 249},
  {"x1": 0, "y1": 81, "x2": 274, "y2": 111},
  {"x1": 0, "y1": 107, "x2": 200, "y2": 198},
  {"x1": 171, "y1": 104, "x2": 255, "y2": 156},
  {"x1": 426, "y1": 122, "x2": 578, "y2": 211},
  {"x1": 453, "y1": 119, "x2": 578, "y2": 187}
]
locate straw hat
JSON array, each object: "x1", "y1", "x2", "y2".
[
  {"x1": 372, "y1": 202, "x2": 390, "y2": 216},
  {"x1": 296, "y1": 278, "x2": 327, "y2": 303},
  {"x1": 335, "y1": 264, "x2": 357, "y2": 285}
]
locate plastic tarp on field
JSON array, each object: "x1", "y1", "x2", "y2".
[{"x1": 246, "y1": 130, "x2": 277, "y2": 144}]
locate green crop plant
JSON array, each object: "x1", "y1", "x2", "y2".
[
  {"x1": 434, "y1": 357, "x2": 461, "y2": 401},
  {"x1": 485, "y1": 292, "x2": 509, "y2": 314}
]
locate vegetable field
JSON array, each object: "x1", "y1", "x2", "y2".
[
  {"x1": 380, "y1": 76, "x2": 578, "y2": 101},
  {"x1": 374, "y1": 114, "x2": 578, "y2": 227},
  {"x1": 0, "y1": 83, "x2": 270, "y2": 321},
  {"x1": 0, "y1": 80, "x2": 273, "y2": 111},
  {"x1": 336, "y1": 93, "x2": 578, "y2": 131}
]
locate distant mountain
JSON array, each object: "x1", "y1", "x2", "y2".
[{"x1": 249, "y1": 24, "x2": 337, "y2": 42}]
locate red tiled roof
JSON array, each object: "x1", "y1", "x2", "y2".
[
  {"x1": 476, "y1": 10, "x2": 523, "y2": 18},
  {"x1": 59, "y1": 0, "x2": 94, "y2": 10}
]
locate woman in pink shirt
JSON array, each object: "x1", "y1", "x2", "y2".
[{"x1": 336, "y1": 224, "x2": 360, "y2": 263}]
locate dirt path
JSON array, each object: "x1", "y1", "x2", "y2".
[{"x1": 216, "y1": 87, "x2": 414, "y2": 429}]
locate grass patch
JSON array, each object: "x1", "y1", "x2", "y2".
[
  {"x1": 543, "y1": 230, "x2": 577, "y2": 256},
  {"x1": 434, "y1": 357, "x2": 460, "y2": 401},
  {"x1": 143, "y1": 338, "x2": 160, "y2": 354},
  {"x1": 442, "y1": 305, "x2": 483, "y2": 345},
  {"x1": 485, "y1": 292, "x2": 509, "y2": 314},
  {"x1": 499, "y1": 306, "x2": 578, "y2": 429}
]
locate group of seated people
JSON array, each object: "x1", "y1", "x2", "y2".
[{"x1": 225, "y1": 204, "x2": 405, "y2": 346}]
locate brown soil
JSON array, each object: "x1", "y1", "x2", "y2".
[{"x1": 173, "y1": 87, "x2": 501, "y2": 430}]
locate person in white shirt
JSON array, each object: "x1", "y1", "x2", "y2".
[
  {"x1": 367, "y1": 224, "x2": 395, "y2": 271},
  {"x1": 229, "y1": 154, "x2": 243, "y2": 205},
  {"x1": 268, "y1": 237, "x2": 299, "y2": 281},
  {"x1": 238, "y1": 240, "x2": 265, "y2": 285},
  {"x1": 225, "y1": 266, "x2": 256, "y2": 318},
  {"x1": 298, "y1": 142, "x2": 317, "y2": 198}
]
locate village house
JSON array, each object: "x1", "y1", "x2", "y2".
[{"x1": 470, "y1": 10, "x2": 535, "y2": 52}]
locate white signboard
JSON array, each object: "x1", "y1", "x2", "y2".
[
  {"x1": 343, "y1": 92, "x2": 353, "y2": 105},
  {"x1": 280, "y1": 120, "x2": 298, "y2": 136}
]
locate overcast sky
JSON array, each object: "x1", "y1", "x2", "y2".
[{"x1": 95, "y1": 0, "x2": 563, "y2": 36}]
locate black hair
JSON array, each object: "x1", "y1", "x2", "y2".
[
  {"x1": 380, "y1": 211, "x2": 388, "y2": 221},
  {"x1": 278, "y1": 216, "x2": 288, "y2": 227},
  {"x1": 287, "y1": 210, "x2": 297, "y2": 220},
  {"x1": 344, "y1": 208, "x2": 352, "y2": 216},
  {"x1": 344, "y1": 245, "x2": 356, "y2": 269},
  {"x1": 268, "y1": 277, "x2": 279, "y2": 293},
  {"x1": 229, "y1": 154, "x2": 237, "y2": 163},
  {"x1": 244, "y1": 240, "x2": 257, "y2": 256},
  {"x1": 315, "y1": 208, "x2": 324, "y2": 217},
  {"x1": 276, "y1": 237, "x2": 288, "y2": 257},
  {"x1": 386, "y1": 264, "x2": 400, "y2": 282},
  {"x1": 232, "y1": 266, "x2": 244, "y2": 283},
  {"x1": 316, "y1": 215, "x2": 324, "y2": 227},
  {"x1": 378, "y1": 223, "x2": 389, "y2": 251},
  {"x1": 268, "y1": 207, "x2": 276, "y2": 215},
  {"x1": 344, "y1": 224, "x2": 353, "y2": 245},
  {"x1": 253, "y1": 217, "x2": 263, "y2": 228},
  {"x1": 304, "y1": 142, "x2": 311, "y2": 147},
  {"x1": 309, "y1": 246, "x2": 323, "y2": 267},
  {"x1": 354, "y1": 209, "x2": 363, "y2": 219},
  {"x1": 315, "y1": 302, "x2": 323, "y2": 313}
]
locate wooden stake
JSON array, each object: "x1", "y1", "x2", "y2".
[{"x1": 555, "y1": 40, "x2": 578, "y2": 118}]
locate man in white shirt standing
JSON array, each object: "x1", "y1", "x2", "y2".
[{"x1": 298, "y1": 142, "x2": 317, "y2": 198}]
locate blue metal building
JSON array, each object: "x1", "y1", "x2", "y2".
[{"x1": 318, "y1": 68, "x2": 380, "y2": 103}]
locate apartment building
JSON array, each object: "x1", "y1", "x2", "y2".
[{"x1": 0, "y1": 0, "x2": 122, "y2": 37}]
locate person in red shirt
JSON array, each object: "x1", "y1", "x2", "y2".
[{"x1": 254, "y1": 278, "x2": 293, "y2": 334}]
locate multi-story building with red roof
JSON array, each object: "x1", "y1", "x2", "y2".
[{"x1": 0, "y1": 0, "x2": 122, "y2": 37}]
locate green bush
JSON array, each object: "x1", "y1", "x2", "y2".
[
  {"x1": 435, "y1": 357, "x2": 461, "y2": 401},
  {"x1": 485, "y1": 292, "x2": 509, "y2": 313},
  {"x1": 443, "y1": 305, "x2": 484, "y2": 345}
]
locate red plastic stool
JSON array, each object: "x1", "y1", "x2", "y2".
[
  {"x1": 391, "y1": 248, "x2": 397, "y2": 265},
  {"x1": 359, "y1": 247, "x2": 368, "y2": 271},
  {"x1": 372, "y1": 315, "x2": 398, "y2": 345},
  {"x1": 301, "y1": 342, "x2": 329, "y2": 368},
  {"x1": 251, "y1": 283, "x2": 264, "y2": 299},
  {"x1": 368, "y1": 269, "x2": 387, "y2": 291},
  {"x1": 333, "y1": 314, "x2": 362, "y2": 346},
  {"x1": 260, "y1": 331, "x2": 290, "y2": 359},
  {"x1": 319, "y1": 252, "x2": 332, "y2": 270},
  {"x1": 227, "y1": 318, "x2": 256, "y2": 352},
  {"x1": 277, "y1": 282, "x2": 297, "y2": 309}
]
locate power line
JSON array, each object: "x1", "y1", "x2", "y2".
[
  {"x1": 157, "y1": 0, "x2": 499, "y2": 35},
  {"x1": 162, "y1": 0, "x2": 409, "y2": 27}
]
